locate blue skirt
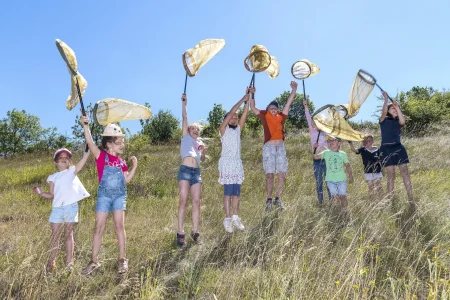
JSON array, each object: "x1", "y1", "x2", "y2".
[{"x1": 379, "y1": 143, "x2": 409, "y2": 167}]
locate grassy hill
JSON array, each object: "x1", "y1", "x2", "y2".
[{"x1": 1, "y1": 131, "x2": 449, "y2": 299}]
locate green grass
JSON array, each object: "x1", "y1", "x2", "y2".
[{"x1": 1, "y1": 131, "x2": 450, "y2": 299}]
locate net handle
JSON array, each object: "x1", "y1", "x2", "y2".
[{"x1": 183, "y1": 73, "x2": 188, "y2": 95}]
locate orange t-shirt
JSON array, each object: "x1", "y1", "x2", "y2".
[{"x1": 257, "y1": 110, "x2": 287, "y2": 143}]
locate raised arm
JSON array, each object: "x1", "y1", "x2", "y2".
[
  {"x1": 282, "y1": 81, "x2": 298, "y2": 116},
  {"x1": 249, "y1": 88, "x2": 260, "y2": 115},
  {"x1": 124, "y1": 156, "x2": 138, "y2": 183},
  {"x1": 379, "y1": 91, "x2": 389, "y2": 122},
  {"x1": 181, "y1": 94, "x2": 188, "y2": 137},
  {"x1": 393, "y1": 101, "x2": 406, "y2": 126},
  {"x1": 220, "y1": 88, "x2": 250, "y2": 135},
  {"x1": 74, "y1": 149, "x2": 90, "y2": 174},
  {"x1": 239, "y1": 95, "x2": 250, "y2": 130},
  {"x1": 81, "y1": 115, "x2": 101, "y2": 159}
]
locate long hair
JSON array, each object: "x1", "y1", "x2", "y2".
[
  {"x1": 100, "y1": 136, "x2": 120, "y2": 151},
  {"x1": 386, "y1": 104, "x2": 398, "y2": 119}
]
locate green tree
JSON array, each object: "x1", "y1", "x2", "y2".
[
  {"x1": 141, "y1": 109, "x2": 179, "y2": 144},
  {"x1": 27, "y1": 127, "x2": 71, "y2": 154},
  {"x1": 0, "y1": 109, "x2": 44, "y2": 157},
  {"x1": 71, "y1": 103, "x2": 104, "y2": 145},
  {"x1": 203, "y1": 103, "x2": 226, "y2": 137},
  {"x1": 274, "y1": 91, "x2": 315, "y2": 129}
]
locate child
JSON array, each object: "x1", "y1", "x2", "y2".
[
  {"x1": 379, "y1": 91, "x2": 413, "y2": 205},
  {"x1": 33, "y1": 148, "x2": 90, "y2": 273},
  {"x1": 80, "y1": 116, "x2": 137, "y2": 275},
  {"x1": 219, "y1": 87, "x2": 251, "y2": 233},
  {"x1": 314, "y1": 136, "x2": 353, "y2": 213},
  {"x1": 348, "y1": 135, "x2": 383, "y2": 199},
  {"x1": 177, "y1": 93, "x2": 207, "y2": 247},
  {"x1": 303, "y1": 96, "x2": 330, "y2": 205},
  {"x1": 249, "y1": 81, "x2": 298, "y2": 211}
]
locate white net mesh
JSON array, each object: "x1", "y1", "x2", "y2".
[
  {"x1": 291, "y1": 59, "x2": 319, "y2": 79},
  {"x1": 346, "y1": 70, "x2": 376, "y2": 118},
  {"x1": 264, "y1": 56, "x2": 280, "y2": 79}
]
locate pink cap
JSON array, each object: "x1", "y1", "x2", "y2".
[{"x1": 53, "y1": 148, "x2": 72, "y2": 161}]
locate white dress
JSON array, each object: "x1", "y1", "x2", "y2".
[{"x1": 218, "y1": 125, "x2": 244, "y2": 185}]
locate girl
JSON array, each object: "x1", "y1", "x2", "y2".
[
  {"x1": 177, "y1": 93, "x2": 206, "y2": 247},
  {"x1": 33, "y1": 148, "x2": 90, "y2": 273},
  {"x1": 379, "y1": 91, "x2": 414, "y2": 205},
  {"x1": 348, "y1": 135, "x2": 383, "y2": 199},
  {"x1": 80, "y1": 116, "x2": 137, "y2": 275},
  {"x1": 219, "y1": 87, "x2": 251, "y2": 233}
]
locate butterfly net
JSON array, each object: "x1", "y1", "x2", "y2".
[
  {"x1": 183, "y1": 39, "x2": 225, "y2": 77},
  {"x1": 312, "y1": 105, "x2": 365, "y2": 141},
  {"x1": 93, "y1": 98, "x2": 152, "y2": 126},
  {"x1": 244, "y1": 45, "x2": 272, "y2": 73},
  {"x1": 346, "y1": 69, "x2": 376, "y2": 118},
  {"x1": 291, "y1": 59, "x2": 320, "y2": 80},
  {"x1": 55, "y1": 39, "x2": 88, "y2": 111}
]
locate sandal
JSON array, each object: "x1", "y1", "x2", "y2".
[{"x1": 118, "y1": 258, "x2": 128, "y2": 274}]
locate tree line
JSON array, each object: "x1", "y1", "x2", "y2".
[{"x1": 1, "y1": 86, "x2": 448, "y2": 158}]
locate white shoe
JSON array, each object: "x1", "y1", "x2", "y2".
[
  {"x1": 232, "y1": 216, "x2": 245, "y2": 230},
  {"x1": 223, "y1": 218, "x2": 233, "y2": 233}
]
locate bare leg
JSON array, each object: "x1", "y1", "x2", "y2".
[
  {"x1": 367, "y1": 180, "x2": 375, "y2": 200},
  {"x1": 177, "y1": 180, "x2": 190, "y2": 234},
  {"x1": 112, "y1": 210, "x2": 126, "y2": 259},
  {"x1": 48, "y1": 223, "x2": 63, "y2": 268},
  {"x1": 64, "y1": 223, "x2": 75, "y2": 265},
  {"x1": 398, "y1": 164, "x2": 414, "y2": 204},
  {"x1": 231, "y1": 196, "x2": 240, "y2": 215},
  {"x1": 223, "y1": 195, "x2": 231, "y2": 218},
  {"x1": 374, "y1": 178, "x2": 383, "y2": 198},
  {"x1": 276, "y1": 172, "x2": 286, "y2": 199},
  {"x1": 265, "y1": 173, "x2": 274, "y2": 199},
  {"x1": 190, "y1": 183, "x2": 202, "y2": 233},
  {"x1": 385, "y1": 166, "x2": 395, "y2": 199},
  {"x1": 91, "y1": 212, "x2": 108, "y2": 263}
]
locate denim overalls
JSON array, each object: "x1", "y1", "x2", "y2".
[{"x1": 96, "y1": 154, "x2": 127, "y2": 212}]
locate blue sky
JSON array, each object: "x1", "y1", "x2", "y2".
[{"x1": 1, "y1": 0, "x2": 449, "y2": 137}]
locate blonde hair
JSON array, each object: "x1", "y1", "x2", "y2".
[
  {"x1": 188, "y1": 122, "x2": 204, "y2": 133},
  {"x1": 363, "y1": 134, "x2": 374, "y2": 143}
]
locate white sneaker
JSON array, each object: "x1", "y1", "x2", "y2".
[
  {"x1": 223, "y1": 218, "x2": 233, "y2": 233},
  {"x1": 232, "y1": 216, "x2": 245, "y2": 230}
]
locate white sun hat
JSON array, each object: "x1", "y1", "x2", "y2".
[{"x1": 100, "y1": 124, "x2": 125, "y2": 137}]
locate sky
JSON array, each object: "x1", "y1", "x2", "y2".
[{"x1": 1, "y1": 0, "x2": 449, "y2": 137}]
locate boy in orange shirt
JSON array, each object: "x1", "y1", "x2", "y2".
[{"x1": 250, "y1": 81, "x2": 298, "y2": 211}]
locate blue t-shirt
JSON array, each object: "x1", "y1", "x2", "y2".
[
  {"x1": 355, "y1": 147, "x2": 382, "y2": 174},
  {"x1": 379, "y1": 117, "x2": 401, "y2": 144}
]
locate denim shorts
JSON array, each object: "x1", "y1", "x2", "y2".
[
  {"x1": 49, "y1": 202, "x2": 79, "y2": 223},
  {"x1": 224, "y1": 184, "x2": 241, "y2": 196},
  {"x1": 96, "y1": 187, "x2": 127, "y2": 212},
  {"x1": 178, "y1": 165, "x2": 202, "y2": 186},
  {"x1": 326, "y1": 181, "x2": 348, "y2": 196}
]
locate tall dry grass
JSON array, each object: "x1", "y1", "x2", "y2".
[{"x1": 1, "y1": 131, "x2": 449, "y2": 299}]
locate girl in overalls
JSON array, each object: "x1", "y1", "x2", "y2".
[{"x1": 80, "y1": 115, "x2": 137, "y2": 275}]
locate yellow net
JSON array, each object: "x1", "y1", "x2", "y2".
[
  {"x1": 55, "y1": 39, "x2": 88, "y2": 111},
  {"x1": 264, "y1": 56, "x2": 280, "y2": 79},
  {"x1": 291, "y1": 59, "x2": 320, "y2": 79},
  {"x1": 93, "y1": 98, "x2": 152, "y2": 126},
  {"x1": 244, "y1": 45, "x2": 272, "y2": 73},
  {"x1": 346, "y1": 70, "x2": 375, "y2": 118},
  {"x1": 313, "y1": 105, "x2": 365, "y2": 142},
  {"x1": 183, "y1": 39, "x2": 225, "y2": 77}
]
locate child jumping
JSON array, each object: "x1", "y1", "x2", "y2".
[
  {"x1": 314, "y1": 136, "x2": 353, "y2": 214},
  {"x1": 348, "y1": 135, "x2": 383, "y2": 199},
  {"x1": 219, "y1": 87, "x2": 251, "y2": 233},
  {"x1": 80, "y1": 115, "x2": 137, "y2": 275},
  {"x1": 33, "y1": 148, "x2": 90, "y2": 273},
  {"x1": 177, "y1": 93, "x2": 207, "y2": 247}
]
